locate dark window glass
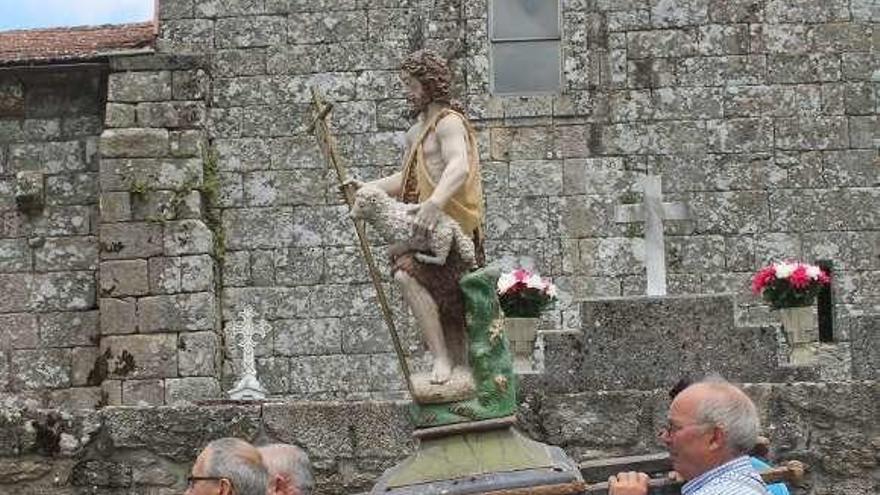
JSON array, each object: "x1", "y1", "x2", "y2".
[
  {"x1": 492, "y1": 0, "x2": 560, "y2": 40},
  {"x1": 492, "y1": 41, "x2": 561, "y2": 94},
  {"x1": 490, "y1": 0, "x2": 561, "y2": 95}
]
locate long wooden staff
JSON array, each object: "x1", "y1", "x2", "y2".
[{"x1": 309, "y1": 86, "x2": 415, "y2": 397}]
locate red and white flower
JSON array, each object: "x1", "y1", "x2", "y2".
[
  {"x1": 496, "y1": 268, "x2": 558, "y2": 318},
  {"x1": 751, "y1": 260, "x2": 830, "y2": 309}
]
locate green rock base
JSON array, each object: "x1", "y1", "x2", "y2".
[{"x1": 409, "y1": 267, "x2": 517, "y2": 428}]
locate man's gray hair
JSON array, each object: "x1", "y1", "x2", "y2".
[
  {"x1": 259, "y1": 443, "x2": 315, "y2": 495},
  {"x1": 692, "y1": 375, "x2": 760, "y2": 455},
  {"x1": 205, "y1": 437, "x2": 268, "y2": 495}
]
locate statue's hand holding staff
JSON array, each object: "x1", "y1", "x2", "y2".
[{"x1": 337, "y1": 178, "x2": 364, "y2": 204}]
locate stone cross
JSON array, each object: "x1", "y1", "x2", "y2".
[
  {"x1": 615, "y1": 175, "x2": 692, "y2": 296},
  {"x1": 227, "y1": 305, "x2": 271, "y2": 400}
]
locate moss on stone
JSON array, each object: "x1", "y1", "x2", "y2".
[{"x1": 200, "y1": 145, "x2": 225, "y2": 264}]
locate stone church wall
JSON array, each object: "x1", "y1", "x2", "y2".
[
  {"x1": 96, "y1": 53, "x2": 221, "y2": 408},
  {"x1": 0, "y1": 3, "x2": 877, "y2": 493},
  {"x1": 0, "y1": 0, "x2": 876, "y2": 404},
  {"x1": 0, "y1": 0, "x2": 880, "y2": 495},
  {"x1": 0, "y1": 67, "x2": 104, "y2": 406},
  {"x1": 155, "y1": 0, "x2": 879, "y2": 401}
]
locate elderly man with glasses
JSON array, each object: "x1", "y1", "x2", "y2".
[
  {"x1": 610, "y1": 377, "x2": 771, "y2": 495},
  {"x1": 185, "y1": 437, "x2": 268, "y2": 495}
]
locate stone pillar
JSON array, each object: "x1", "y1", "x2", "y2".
[{"x1": 97, "y1": 55, "x2": 221, "y2": 405}]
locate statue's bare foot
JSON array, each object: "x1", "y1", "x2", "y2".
[{"x1": 430, "y1": 356, "x2": 453, "y2": 384}]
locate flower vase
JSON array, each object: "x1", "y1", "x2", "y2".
[
  {"x1": 778, "y1": 306, "x2": 819, "y2": 365},
  {"x1": 505, "y1": 316, "x2": 540, "y2": 373}
]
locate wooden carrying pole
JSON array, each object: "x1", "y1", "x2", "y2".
[
  {"x1": 309, "y1": 87, "x2": 415, "y2": 397},
  {"x1": 582, "y1": 460, "x2": 806, "y2": 494}
]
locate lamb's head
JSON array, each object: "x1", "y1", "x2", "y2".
[{"x1": 350, "y1": 185, "x2": 388, "y2": 222}]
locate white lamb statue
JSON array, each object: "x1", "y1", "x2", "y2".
[{"x1": 350, "y1": 185, "x2": 477, "y2": 268}]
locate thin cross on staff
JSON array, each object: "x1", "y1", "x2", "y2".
[{"x1": 308, "y1": 86, "x2": 415, "y2": 398}]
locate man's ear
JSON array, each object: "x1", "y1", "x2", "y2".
[
  {"x1": 273, "y1": 473, "x2": 296, "y2": 495},
  {"x1": 219, "y1": 477, "x2": 235, "y2": 495},
  {"x1": 707, "y1": 425, "x2": 726, "y2": 452}
]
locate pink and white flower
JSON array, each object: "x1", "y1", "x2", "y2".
[
  {"x1": 752, "y1": 260, "x2": 831, "y2": 309},
  {"x1": 497, "y1": 271, "x2": 517, "y2": 293},
  {"x1": 773, "y1": 262, "x2": 795, "y2": 279},
  {"x1": 526, "y1": 273, "x2": 544, "y2": 290},
  {"x1": 496, "y1": 267, "x2": 558, "y2": 317}
]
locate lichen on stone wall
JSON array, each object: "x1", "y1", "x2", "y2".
[{"x1": 200, "y1": 144, "x2": 225, "y2": 265}]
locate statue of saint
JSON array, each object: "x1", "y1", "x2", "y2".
[{"x1": 350, "y1": 49, "x2": 485, "y2": 385}]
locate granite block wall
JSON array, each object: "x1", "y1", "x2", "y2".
[
  {"x1": 0, "y1": 0, "x2": 876, "y2": 404},
  {"x1": 0, "y1": 2, "x2": 874, "y2": 492},
  {"x1": 0, "y1": 381, "x2": 876, "y2": 494},
  {"x1": 155, "y1": 0, "x2": 877, "y2": 399},
  {"x1": 96, "y1": 53, "x2": 222, "y2": 407},
  {"x1": 0, "y1": 67, "x2": 103, "y2": 408}
]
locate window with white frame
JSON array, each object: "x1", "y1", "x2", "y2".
[{"x1": 489, "y1": 0, "x2": 562, "y2": 95}]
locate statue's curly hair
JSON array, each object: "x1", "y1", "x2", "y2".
[{"x1": 401, "y1": 49, "x2": 465, "y2": 114}]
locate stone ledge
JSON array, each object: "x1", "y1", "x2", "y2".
[
  {"x1": 110, "y1": 54, "x2": 209, "y2": 72},
  {"x1": 0, "y1": 382, "x2": 876, "y2": 493}
]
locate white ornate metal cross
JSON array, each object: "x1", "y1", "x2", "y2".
[{"x1": 227, "y1": 305, "x2": 270, "y2": 377}]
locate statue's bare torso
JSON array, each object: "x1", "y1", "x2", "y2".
[{"x1": 404, "y1": 113, "x2": 464, "y2": 185}]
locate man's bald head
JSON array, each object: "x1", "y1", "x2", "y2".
[
  {"x1": 680, "y1": 378, "x2": 760, "y2": 455},
  {"x1": 259, "y1": 443, "x2": 314, "y2": 495},
  {"x1": 190, "y1": 438, "x2": 267, "y2": 495}
]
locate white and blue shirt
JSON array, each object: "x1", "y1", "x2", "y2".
[
  {"x1": 682, "y1": 456, "x2": 771, "y2": 495},
  {"x1": 750, "y1": 457, "x2": 790, "y2": 495}
]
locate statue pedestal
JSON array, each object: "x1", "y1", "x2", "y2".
[
  {"x1": 370, "y1": 417, "x2": 584, "y2": 495},
  {"x1": 371, "y1": 271, "x2": 582, "y2": 493}
]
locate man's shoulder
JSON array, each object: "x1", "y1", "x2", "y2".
[
  {"x1": 694, "y1": 475, "x2": 770, "y2": 495},
  {"x1": 693, "y1": 484, "x2": 770, "y2": 495}
]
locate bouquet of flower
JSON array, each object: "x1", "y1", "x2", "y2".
[
  {"x1": 496, "y1": 268, "x2": 558, "y2": 317},
  {"x1": 751, "y1": 261, "x2": 831, "y2": 309}
]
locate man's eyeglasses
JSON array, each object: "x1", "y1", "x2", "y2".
[
  {"x1": 187, "y1": 475, "x2": 234, "y2": 490},
  {"x1": 660, "y1": 421, "x2": 709, "y2": 436}
]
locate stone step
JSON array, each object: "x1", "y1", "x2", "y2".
[{"x1": 534, "y1": 294, "x2": 820, "y2": 392}]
